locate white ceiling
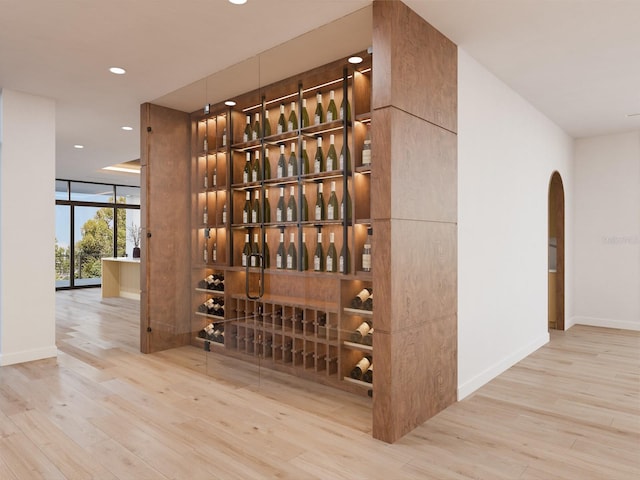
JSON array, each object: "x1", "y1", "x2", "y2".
[{"x1": 1, "y1": 0, "x2": 639, "y2": 187}]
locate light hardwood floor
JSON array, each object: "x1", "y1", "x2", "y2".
[{"x1": 0, "y1": 289, "x2": 638, "y2": 479}]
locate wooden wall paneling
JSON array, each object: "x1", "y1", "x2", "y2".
[{"x1": 140, "y1": 103, "x2": 192, "y2": 354}]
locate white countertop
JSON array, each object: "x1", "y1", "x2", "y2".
[{"x1": 102, "y1": 257, "x2": 141, "y2": 263}]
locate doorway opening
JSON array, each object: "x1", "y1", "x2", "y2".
[{"x1": 548, "y1": 171, "x2": 565, "y2": 330}]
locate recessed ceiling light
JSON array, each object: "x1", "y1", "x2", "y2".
[
  {"x1": 121, "y1": 126, "x2": 133, "y2": 131},
  {"x1": 224, "y1": 100, "x2": 237, "y2": 107},
  {"x1": 348, "y1": 56, "x2": 363, "y2": 64},
  {"x1": 109, "y1": 67, "x2": 126, "y2": 75},
  {"x1": 74, "y1": 144, "x2": 84, "y2": 149},
  {"x1": 229, "y1": 0, "x2": 247, "y2": 4}
]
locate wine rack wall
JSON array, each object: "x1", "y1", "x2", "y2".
[{"x1": 190, "y1": 53, "x2": 375, "y2": 396}]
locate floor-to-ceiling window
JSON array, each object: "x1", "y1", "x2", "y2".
[{"x1": 55, "y1": 180, "x2": 141, "y2": 290}]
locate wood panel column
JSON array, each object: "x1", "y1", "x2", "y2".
[
  {"x1": 371, "y1": 0, "x2": 458, "y2": 443},
  {"x1": 140, "y1": 103, "x2": 192, "y2": 353}
]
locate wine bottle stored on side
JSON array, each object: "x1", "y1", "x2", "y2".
[
  {"x1": 301, "y1": 98, "x2": 310, "y2": 128},
  {"x1": 276, "y1": 232, "x2": 285, "y2": 269},
  {"x1": 350, "y1": 355, "x2": 372, "y2": 380},
  {"x1": 326, "y1": 232, "x2": 337, "y2": 272},
  {"x1": 276, "y1": 187, "x2": 285, "y2": 223},
  {"x1": 251, "y1": 190, "x2": 261, "y2": 224},
  {"x1": 301, "y1": 232, "x2": 309, "y2": 271},
  {"x1": 252, "y1": 150, "x2": 261, "y2": 182},
  {"x1": 363, "y1": 327, "x2": 373, "y2": 346},
  {"x1": 287, "y1": 142, "x2": 297, "y2": 177},
  {"x1": 277, "y1": 104, "x2": 286, "y2": 135},
  {"x1": 251, "y1": 233, "x2": 260, "y2": 267},
  {"x1": 327, "y1": 90, "x2": 338, "y2": 122},
  {"x1": 252, "y1": 112, "x2": 261, "y2": 141},
  {"x1": 314, "y1": 92, "x2": 324, "y2": 125},
  {"x1": 326, "y1": 134, "x2": 338, "y2": 171},
  {"x1": 314, "y1": 136, "x2": 324, "y2": 173},
  {"x1": 350, "y1": 288, "x2": 372, "y2": 309},
  {"x1": 286, "y1": 232, "x2": 297, "y2": 270},
  {"x1": 327, "y1": 181, "x2": 339, "y2": 220},
  {"x1": 315, "y1": 182, "x2": 325, "y2": 221},
  {"x1": 243, "y1": 152, "x2": 251, "y2": 183},
  {"x1": 243, "y1": 115, "x2": 251, "y2": 142},
  {"x1": 277, "y1": 145, "x2": 286, "y2": 178},
  {"x1": 301, "y1": 140, "x2": 310, "y2": 175},
  {"x1": 350, "y1": 320, "x2": 371, "y2": 343},
  {"x1": 286, "y1": 185, "x2": 297, "y2": 222},
  {"x1": 288, "y1": 101, "x2": 298, "y2": 131},
  {"x1": 264, "y1": 109, "x2": 272, "y2": 137},
  {"x1": 313, "y1": 231, "x2": 324, "y2": 272},
  {"x1": 263, "y1": 189, "x2": 271, "y2": 223},
  {"x1": 241, "y1": 233, "x2": 251, "y2": 267},
  {"x1": 300, "y1": 184, "x2": 309, "y2": 221},
  {"x1": 242, "y1": 191, "x2": 251, "y2": 224},
  {"x1": 363, "y1": 293, "x2": 373, "y2": 311},
  {"x1": 362, "y1": 363, "x2": 373, "y2": 383},
  {"x1": 362, "y1": 228, "x2": 372, "y2": 272}
]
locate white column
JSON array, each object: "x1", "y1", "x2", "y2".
[{"x1": 0, "y1": 89, "x2": 57, "y2": 365}]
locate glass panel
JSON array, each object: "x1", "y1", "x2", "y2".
[
  {"x1": 55, "y1": 204, "x2": 71, "y2": 287},
  {"x1": 73, "y1": 205, "x2": 114, "y2": 286},
  {"x1": 70, "y1": 182, "x2": 114, "y2": 203},
  {"x1": 118, "y1": 207, "x2": 142, "y2": 258},
  {"x1": 55, "y1": 180, "x2": 69, "y2": 201},
  {"x1": 116, "y1": 185, "x2": 141, "y2": 205}
]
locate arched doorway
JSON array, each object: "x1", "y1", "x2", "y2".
[{"x1": 548, "y1": 171, "x2": 565, "y2": 330}]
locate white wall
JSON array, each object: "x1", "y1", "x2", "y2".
[
  {"x1": 0, "y1": 89, "x2": 57, "y2": 365},
  {"x1": 572, "y1": 131, "x2": 640, "y2": 330},
  {"x1": 457, "y1": 49, "x2": 574, "y2": 399}
]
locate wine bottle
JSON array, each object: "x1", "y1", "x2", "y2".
[
  {"x1": 350, "y1": 355, "x2": 371, "y2": 380},
  {"x1": 326, "y1": 231, "x2": 337, "y2": 272},
  {"x1": 203, "y1": 167, "x2": 208, "y2": 189},
  {"x1": 243, "y1": 152, "x2": 251, "y2": 183},
  {"x1": 203, "y1": 204, "x2": 209, "y2": 224},
  {"x1": 340, "y1": 187, "x2": 352, "y2": 221},
  {"x1": 339, "y1": 242, "x2": 350, "y2": 274},
  {"x1": 326, "y1": 134, "x2": 338, "y2": 171},
  {"x1": 276, "y1": 232, "x2": 285, "y2": 269},
  {"x1": 314, "y1": 136, "x2": 324, "y2": 173},
  {"x1": 276, "y1": 187, "x2": 285, "y2": 223},
  {"x1": 350, "y1": 288, "x2": 372, "y2": 309},
  {"x1": 363, "y1": 327, "x2": 373, "y2": 346},
  {"x1": 314, "y1": 92, "x2": 324, "y2": 125},
  {"x1": 300, "y1": 184, "x2": 309, "y2": 221},
  {"x1": 301, "y1": 140, "x2": 310, "y2": 175},
  {"x1": 212, "y1": 241, "x2": 217, "y2": 263},
  {"x1": 340, "y1": 95, "x2": 351, "y2": 122},
  {"x1": 301, "y1": 232, "x2": 309, "y2": 271},
  {"x1": 363, "y1": 293, "x2": 373, "y2": 311},
  {"x1": 313, "y1": 231, "x2": 324, "y2": 272},
  {"x1": 242, "y1": 191, "x2": 251, "y2": 224},
  {"x1": 263, "y1": 147, "x2": 271, "y2": 180},
  {"x1": 252, "y1": 150, "x2": 261, "y2": 182},
  {"x1": 350, "y1": 320, "x2": 371, "y2": 343},
  {"x1": 262, "y1": 233, "x2": 270, "y2": 268},
  {"x1": 241, "y1": 233, "x2": 251, "y2": 267},
  {"x1": 222, "y1": 203, "x2": 227, "y2": 224},
  {"x1": 251, "y1": 190, "x2": 260, "y2": 224},
  {"x1": 327, "y1": 90, "x2": 338, "y2": 122},
  {"x1": 301, "y1": 98, "x2": 310, "y2": 128},
  {"x1": 286, "y1": 185, "x2": 297, "y2": 222},
  {"x1": 263, "y1": 189, "x2": 271, "y2": 223},
  {"x1": 288, "y1": 101, "x2": 298, "y2": 131},
  {"x1": 339, "y1": 141, "x2": 351, "y2": 171},
  {"x1": 203, "y1": 237, "x2": 208, "y2": 263},
  {"x1": 252, "y1": 112, "x2": 260, "y2": 141},
  {"x1": 277, "y1": 104, "x2": 286, "y2": 135},
  {"x1": 222, "y1": 127, "x2": 227, "y2": 147},
  {"x1": 315, "y1": 182, "x2": 325, "y2": 221},
  {"x1": 203, "y1": 134, "x2": 208, "y2": 153},
  {"x1": 212, "y1": 165, "x2": 217, "y2": 187},
  {"x1": 264, "y1": 109, "x2": 271, "y2": 137},
  {"x1": 362, "y1": 363, "x2": 373, "y2": 383},
  {"x1": 362, "y1": 128, "x2": 372, "y2": 166},
  {"x1": 243, "y1": 115, "x2": 251, "y2": 142},
  {"x1": 327, "y1": 181, "x2": 339, "y2": 220},
  {"x1": 277, "y1": 145, "x2": 286, "y2": 178},
  {"x1": 251, "y1": 233, "x2": 260, "y2": 267},
  {"x1": 287, "y1": 142, "x2": 297, "y2": 177},
  {"x1": 362, "y1": 228, "x2": 372, "y2": 272},
  {"x1": 286, "y1": 232, "x2": 297, "y2": 270}
]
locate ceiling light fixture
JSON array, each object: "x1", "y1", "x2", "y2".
[
  {"x1": 102, "y1": 166, "x2": 140, "y2": 174},
  {"x1": 121, "y1": 126, "x2": 134, "y2": 131},
  {"x1": 348, "y1": 56, "x2": 363, "y2": 64},
  {"x1": 109, "y1": 67, "x2": 126, "y2": 75},
  {"x1": 74, "y1": 144, "x2": 84, "y2": 149},
  {"x1": 224, "y1": 100, "x2": 237, "y2": 107},
  {"x1": 228, "y1": 0, "x2": 247, "y2": 4}
]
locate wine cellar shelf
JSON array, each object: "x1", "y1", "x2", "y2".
[{"x1": 191, "y1": 53, "x2": 375, "y2": 396}]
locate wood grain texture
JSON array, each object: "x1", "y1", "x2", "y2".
[
  {"x1": 549, "y1": 171, "x2": 565, "y2": 330},
  {"x1": 140, "y1": 103, "x2": 192, "y2": 353},
  {"x1": 0, "y1": 290, "x2": 636, "y2": 479}
]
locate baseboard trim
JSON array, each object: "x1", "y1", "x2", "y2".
[
  {"x1": 457, "y1": 332, "x2": 549, "y2": 401},
  {"x1": 0, "y1": 345, "x2": 58, "y2": 366},
  {"x1": 568, "y1": 316, "x2": 640, "y2": 331}
]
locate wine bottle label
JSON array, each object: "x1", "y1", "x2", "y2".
[
  {"x1": 327, "y1": 110, "x2": 333, "y2": 122},
  {"x1": 327, "y1": 204, "x2": 334, "y2": 219},
  {"x1": 204, "y1": 138, "x2": 208, "y2": 151},
  {"x1": 327, "y1": 156, "x2": 333, "y2": 171},
  {"x1": 339, "y1": 153, "x2": 344, "y2": 170},
  {"x1": 362, "y1": 253, "x2": 371, "y2": 270},
  {"x1": 356, "y1": 321, "x2": 371, "y2": 337},
  {"x1": 242, "y1": 253, "x2": 247, "y2": 266},
  {"x1": 276, "y1": 254, "x2": 282, "y2": 269},
  {"x1": 222, "y1": 210, "x2": 227, "y2": 223},
  {"x1": 243, "y1": 211, "x2": 248, "y2": 223},
  {"x1": 243, "y1": 171, "x2": 249, "y2": 183},
  {"x1": 315, "y1": 205, "x2": 321, "y2": 220},
  {"x1": 276, "y1": 207, "x2": 283, "y2": 222},
  {"x1": 356, "y1": 356, "x2": 371, "y2": 371},
  {"x1": 288, "y1": 120, "x2": 293, "y2": 131},
  {"x1": 222, "y1": 133, "x2": 226, "y2": 147},
  {"x1": 204, "y1": 174, "x2": 208, "y2": 189},
  {"x1": 362, "y1": 145, "x2": 372, "y2": 165},
  {"x1": 213, "y1": 172, "x2": 217, "y2": 186},
  {"x1": 243, "y1": 133, "x2": 248, "y2": 142},
  {"x1": 251, "y1": 255, "x2": 257, "y2": 267},
  {"x1": 203, "y1": 249, "x2": 208, "y2": 263},
  {"x1": 252, "y1": 170, "x2": 258, "y2": 182},
  {"x1": 287, "y1": 207, "x2": 293, "y2": 222},
  {"x1": 326, "y1": 256, "x2": 333, "y2": 272},
  {"x1": 287, "y1": 255, "x2": 293, "y2": 269},
  {"x1": 277, "y1": 165, "x2": 283, "y2": 177},
  {"x1": 212, "y1": 247, "x2": 217, "y2": 262},
  {"x1": 339, "y1": 255, "x2": 344, "y2": 272},
  {"x1": 314, "y1": 255, "x2": 320, "y2": 271},
  {"x1": 314, "y1": 158, "x2": 320, "y2": 173},
  {"x1": 288, "y1": 164, "x2": 294, "y2": 177},
  {"x1": 252, "y1": 210, "x2": 258, "y2": 223},
  {"x1": 203, "y1": 212, "x2": 208, "y2": 223},
  {"x1": 356, "y1": 288, "x2": 370, "y2": 302}
]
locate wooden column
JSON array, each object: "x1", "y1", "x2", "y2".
[
  {"x1": 371, "y1": 0, "x2": 458, "y2": 443},
  {"x1": 140, "y1": 103, "x2": 192, "y2": 353}
]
